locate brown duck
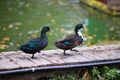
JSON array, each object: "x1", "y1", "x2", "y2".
[{"x1": 55, "y1": 24, "x2": 84, "y2": 55}]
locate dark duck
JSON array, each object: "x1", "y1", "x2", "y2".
[
  {"x1": 19, "y1": 26, "x2": 50, "y2": 59},
  {"x1": 55, "y1": 24, "x2": 84, "y2": 55}
]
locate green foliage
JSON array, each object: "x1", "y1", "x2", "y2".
[
  {"x1": 103, "y1": 67, "x2": 120, "y2": 80},
  {"x1": 90, "y1": 66, "x2": 120, "y2": 80},
  {"x1": 91, "y1": 67, "x2": 100, "y2": 77},
  {"x1": 52, "y1": 66, "x2": 120, "y2": 80},
  {"x1": 53, "y1": 75, "x2": 76, "y2": 80}
]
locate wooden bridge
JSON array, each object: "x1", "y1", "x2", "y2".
[{"x1": 0, "y1": 44, "x2": 120, "y2": 80}]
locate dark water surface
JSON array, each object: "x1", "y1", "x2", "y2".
[{"x1": 0, "y1": 0, "x2": 120, "y2": 51}]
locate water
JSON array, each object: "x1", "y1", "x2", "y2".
[
  {"x1": 81, "y1": 3, "x2": 120, "y2": 44},
  {"x1": 0, "y1": 0, "x2": 120, "y2": 52}
]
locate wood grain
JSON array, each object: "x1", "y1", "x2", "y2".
[{"x1": 0, "y1": 44, "x2": 120, "y2": 71}]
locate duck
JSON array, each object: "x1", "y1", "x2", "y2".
[
  {"x1": 55, "y1": 24, "x2": 84, "y2": 55},
  {"x1": 19, "y1": 26, "x2": 50, "y2": 59}
]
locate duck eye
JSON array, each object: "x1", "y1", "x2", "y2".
[{"x1": 48, "y1": 27, "x2": 50, "y2": 30}]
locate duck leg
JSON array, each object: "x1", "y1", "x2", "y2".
[
  {"x1": 31, "y1": 53, "x2": 35, "y2": 59},
  {"x1": 71, "y1": 48, "x2": 79, "y2": 52},
  {"x1": 63, "y1": 50, "x2": 66, "y2": 55}
]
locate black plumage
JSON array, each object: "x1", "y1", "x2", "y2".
[
  {"x1": 55, "y1": 24, "x2": 83, "y2": 55},
  {"x1": 19, "y1": 26, "x2": 50, "y2": 59}
]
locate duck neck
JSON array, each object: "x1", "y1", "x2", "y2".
[
  {"x1": 41, "y1": 32, "x2": 47, "y2": 39},
  {"x1": 75, "y1": 29, "x2": 79, "y2": 36}
]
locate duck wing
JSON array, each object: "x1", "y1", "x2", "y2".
[
  {"x1": 61, "y1": 38, "x2": 76, "y2": 45},
  {"x1": 55, "y1": 35, "x2": 83, "y2": 50},
  {"x1": 66, "y1": 35, "x2": 83, "y2": 44},
  {"x1": 19, "y1": 38, "x2": 47, "y2": 53},
  {"x1": 55, "y1": 36, "x2": 76, "y2": 49}
]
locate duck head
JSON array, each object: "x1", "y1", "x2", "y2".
[
  {"x1": 41, "y1": 26, "x2": 50, "y2": 33},
  {"x1": 74, "y1": 24, "x2": 83, "y2": 35},
  {"x1": 40, "y1": 26, "x2": 50, "y2": 38}
]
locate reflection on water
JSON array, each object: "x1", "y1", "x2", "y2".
[
  {"x1": 81, "y1": 3, "x2": 120, "y2": 44},
  {"x1": 0, "y1": 0, "x2": 120, "y2": 51}
]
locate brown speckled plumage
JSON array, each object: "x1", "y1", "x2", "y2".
[{"x1": 55, "y1": 24, "x2": 84, "y2": 55}]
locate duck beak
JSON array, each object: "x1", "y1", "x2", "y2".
[
  {"x1": 83, "y1": 24, "x2": 87, "y2": 28},
  {"x1": 49, "y1": 30, "x2": 53, "y2": 32}
]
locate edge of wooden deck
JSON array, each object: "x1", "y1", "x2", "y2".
[{"x1": 0, "y1": 44, "x2": 120, "y2": 75}]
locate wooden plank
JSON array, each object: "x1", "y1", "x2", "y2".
[
  {"x1": 0, "y1": 64, "x2": 5, "y2": 71},
  {"x1": 2, "y1": 52, "x2": 37, "y2": 68},
  {"x1": 104, "y1": 50, "x2": 120, "y2": 59},
  {"x1": 62, "y1": 54, "x2": 92, "y2": 64},
  {"x1": 90, "y1": 51, "x2": 118, "y2": 60},
  {"x1": 54, "y1": 50, "x2": 92, "y2": 64},
  {"x1": 18, "y1": 51, "x2": 53, "y2": 66},
  {"x1": 75, "y1": 46, "x2": 107, "y2": 60},
  {"x1": 77, "y1": 52, "x2": 105, "y2": 61},
  {"x1": 111, "y1": 52, "x2": 120, "y2": 59},
  {"x1": 0, "y1": 44, "x2": 120, "y2": 72},
  {"x1": 90, "y1": 45, "x2": 120, "y2": 59},
  {"x1": 0, "y1": 54, "x2": 9, "y2": 70},
  {"x1": 0, "y1": 52, "x2": 21, "y2": 70},
  {"x1": 41, "y1": 50, "x2": 92, "y2": 65},
  {"x1": 75, "y1": 45, "x2": 120, "y2": 61},
  {"x1": 75, "y1": 46, "x2": 105, "y2": 54},
  {"x1": 113, "y1": 48, "x2": 120, "y2": 58},
  {"x1": 40, "y1": 50, "x2": 65, "y2": 65}
]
